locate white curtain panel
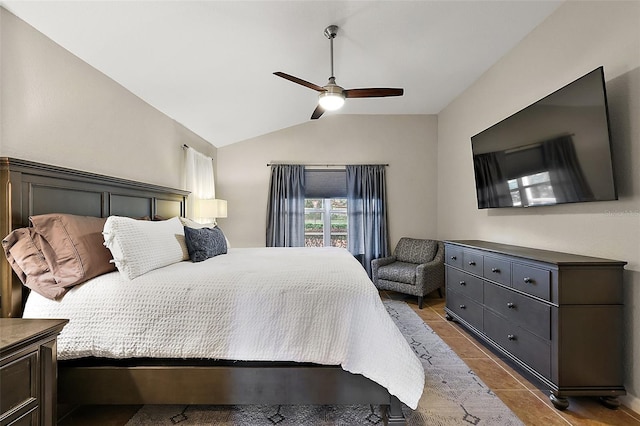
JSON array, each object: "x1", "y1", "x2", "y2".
[{"x1": 185, "y1": 147, "x2": 215, "y2": 222}]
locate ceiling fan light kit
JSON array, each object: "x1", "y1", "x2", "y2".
[
  {"x1": 318, "y1": 79, "x2": 345, "y2": 111},
  {"x1": 318, "y1": 92, "x2": 345, "y2": 111},
  {"x1": 274, "y1": 25, "x2": 404, "y2": 120}
]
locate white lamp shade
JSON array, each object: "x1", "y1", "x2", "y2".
[
  {"x1": 195, "y1": 198, "x2": 227, "y2": 219},
  {"x1": 318, "y1": 92, "x2": 345, "y2": 111}
]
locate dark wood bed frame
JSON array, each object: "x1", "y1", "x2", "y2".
[{"x1": 0, "y1": 157, "x2": 406, "y2": 425}]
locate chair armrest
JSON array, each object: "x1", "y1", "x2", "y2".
[
  {"x1": 415, "y1": 260, "x2": 445, "y2": 292},
  {"x1": 371, "y1": 256, "x2": 396, "y2": 284},
  {"x1": 415, "y1": 242, "x2": 445, "y2": 293}
]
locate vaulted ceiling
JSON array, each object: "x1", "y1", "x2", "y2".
[{"x1": 1, "y1": 1, "x2": 562, "y2": 147}]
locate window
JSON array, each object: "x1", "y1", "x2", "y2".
[
  {"x1": 304, "y1": 198, "x2": 348, "y2": 248},
  {"x1": 303, "y1": 169, "x2": 348, "y2": 248},
  {"x1": 508, "y1": 171, "x2": 556, "y2": 207}
]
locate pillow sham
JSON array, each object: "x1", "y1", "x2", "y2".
[
  {"x1": 30, "y1": 213, "x2": 116, "y2": 284},
  {"x1": 179, "y1": 217, "x2": 231, "y2": 248},
  {"x1": 2, "y1": 227, "x2": 63, "y2": 299},
  {"x1": 2, "y1": 213, "x2": 115, "y2": 300},
  {"x1": 183, "y1": 226, "x2": 228, "y2": 262},
  {"x1": 179, "y1": 217, "x2": 209, "y2": 229},
  {"x1": 103, "y1": 216, "x2": 188, "y2": 280}
]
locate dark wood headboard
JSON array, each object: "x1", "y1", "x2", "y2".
[{"x1": 0, "y1": 157, "x2": 189, "y2": 318}]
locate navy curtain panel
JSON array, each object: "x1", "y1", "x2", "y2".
[
  {"x1": 346, "y1": 165, "x2": 389, "y2": 277},
  {"x1": 266, "y1": 164, "x2": 305, "y2": 247}
]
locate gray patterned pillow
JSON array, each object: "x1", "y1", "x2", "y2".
[{"x1": 183, "y1": 226, "x2": 228, "y2": 262}]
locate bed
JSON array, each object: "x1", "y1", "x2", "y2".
[{"x1": 0, "y1": 157, "x2": 424, "y2": 425}]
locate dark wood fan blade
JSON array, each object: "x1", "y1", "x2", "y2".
[
  {"x1": 343, "y1": 88, "x2": 404, "y2": 98},
  {"x1": 274, "y1": 72, "x2": 326, "y2": 92},
  {"x1": 310, "y1": 104, "x2": 325, "y2": 120}
]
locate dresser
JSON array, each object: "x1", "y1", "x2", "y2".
[
  {"x1": 1, "y1": 319, "x2": 68, "y2": 426},
  {"x1": 444, "y1": 240, "x2": 626, "y2": 410}
]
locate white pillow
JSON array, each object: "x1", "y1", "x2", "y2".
[
  {"x1": 103, "y1": 216, "x2": 188, "y2": 280},
  {"x1": 179, "y1": 217, "x2": 213, "y2": 229},
  {"x1": 179, "y1": 217, "x2": 231, "y2": 249}
]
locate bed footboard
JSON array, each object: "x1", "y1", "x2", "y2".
[{"x1": 58, "y1": 362, "x2": 405, "y2": 424}]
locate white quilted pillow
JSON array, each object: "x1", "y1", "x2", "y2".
[{"x1": 103, "y1": 216, "x2": 189, "y2": 280}]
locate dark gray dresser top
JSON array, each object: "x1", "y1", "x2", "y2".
[{"x1": 445, "y1": 240, "x2": 627, "y2": 267}]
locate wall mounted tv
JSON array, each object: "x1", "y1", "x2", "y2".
[{"x1": 471, "y1": 67, "x2": 617, "y2": 209}]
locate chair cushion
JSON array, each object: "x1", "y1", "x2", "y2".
[
  {"x1": 395, "y1": 238, "x2": 438, "y2": 264},
  {"x1": 378, "y1": 261, "x2": 417, "y2": 285}
]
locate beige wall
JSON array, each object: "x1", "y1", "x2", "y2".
[
  {"x1": 216, "y1": 114, "x2": 438, "y2": 249},
  {"x1": 437, "y1": 1, "x2": 640, "y2": 410},
  {"x1": 0, "y1": 8, "x2": 215, "y2": 189},
  {"x1": 4, "y1": 0, "x2": 640, "y2": 412}
]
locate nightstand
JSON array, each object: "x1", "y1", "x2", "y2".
[{"x1": 1, "y1": 319, "x2": 68, "y2": 426}]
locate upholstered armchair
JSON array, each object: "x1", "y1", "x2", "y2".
[{"x1": 371, "y1": 238, "x2": 445, "y2": 309}]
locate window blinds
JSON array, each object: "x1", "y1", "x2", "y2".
[{"x1": 304, "y1": 169, "x2": 347, "y2": 198}]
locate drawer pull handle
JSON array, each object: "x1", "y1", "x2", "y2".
[
  {"x1": 459, "y1": 281, "x2": 466, "y2": 286},
  {"x1": 523, "y1": 277, "x2": 533, "y2": 284},
  {"x1": 507, "y1": 334, "x2": 516, "y2": 341},
  {"x1": 450, "y1": 255, "x2": 457, "y2": 260},
  {"x1": 507, "y1": 302, "x2": 515, "y2": 309},
  {"x1": 492, "y1": 268, "x2": 500, "y2": 273},
  {"x1": 459, "y1": 304, "x2": 466, "y2": 309},
  {"x1": 468, "y1": 261, "x2": 476, "y2": 266}
]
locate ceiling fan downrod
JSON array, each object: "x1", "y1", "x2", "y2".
[{"x1": 324, "y1": 25, "x2": 338, "y2": 80}]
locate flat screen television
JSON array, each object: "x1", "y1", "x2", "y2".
[{"x1": 471, "y1": 67, "x2": 617, "y2": 209}]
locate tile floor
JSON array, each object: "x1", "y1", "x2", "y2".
[{"x1": 390, "y1": 291, "x2": 640, "y2": 426}]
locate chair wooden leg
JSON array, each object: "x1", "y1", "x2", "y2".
[{"x1": 418, "y1": 296, "x2": 424, "y2": 309}]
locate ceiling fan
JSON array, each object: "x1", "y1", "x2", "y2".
[{"x1": 274, "y1": 25, "x2": 404, "y2": 120}]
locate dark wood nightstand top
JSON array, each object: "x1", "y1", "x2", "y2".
[{"x1": 0, "y1": 319, "x2": 68, "y2": 355}]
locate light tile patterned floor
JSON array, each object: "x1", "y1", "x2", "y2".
[{"x1": 387, "y1": 291, "x2": 640, "y2": 426}]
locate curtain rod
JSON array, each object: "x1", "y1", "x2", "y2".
[
  {"x1": 266, "y1": 163, "x2": 389, "y2": 167},
  {"x1": 182, "y1": 144, "x2": 215, "y2": 162}
]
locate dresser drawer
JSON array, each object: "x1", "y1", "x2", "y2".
[
  {"x1": 446, "y1": 268, "x2": 483, "y2": 302},
  {"x1": 483, "y1": 256, "x2": 511, "y2": 286},
  {"x1": 463, "y1": 250, "x2": 484, "y2": 275},
  {"x1": 484, "y1": 309, "x2": 551, "y2": 379},
  {"x1": 513, "y1": 263, "x2": 551, "y2": 301},
  {"x1": 445, "y1": 245, "x2": 463, "y2": 269},
  {"x1": 1, "y1": 351, "x2": 38, "y2": 418},
  {"x1": 447, "y1": 290, "x2": 483, "y2": 330},
  {"x1": 484, "y1": 283, "x2": 550, "y2": 340}
]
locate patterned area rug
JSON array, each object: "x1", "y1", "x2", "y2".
[{"x1": 125, "y1": 300, "x2": 523, "y2": 425}]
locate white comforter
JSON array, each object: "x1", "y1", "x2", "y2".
[{"x1": 23, "y1": 247, "x2": 424, "y2": 408}]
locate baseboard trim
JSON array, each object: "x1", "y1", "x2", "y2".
[{"x1": 620, "y1": 393, "x2": 640, "y2": 415}]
